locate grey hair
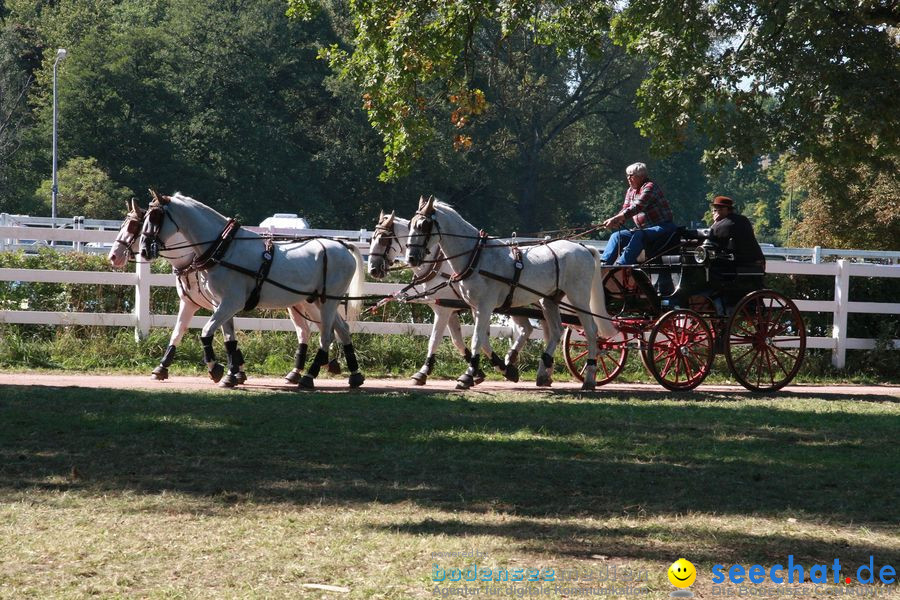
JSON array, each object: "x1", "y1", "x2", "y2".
[{"x1": 626, "y1": 162, "x2": 648, "y2": 177}]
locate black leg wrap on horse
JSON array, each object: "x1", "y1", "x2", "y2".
[
  {"x1": 490, "y1": 351, "x2": 507, "y2": 371},
  {"x1": 200, "y1": 335, "x2": 215, "y2": 363},
  {"x1": 232, "y1": 348, "x2": 245, "y2": 369},
  {"x1": 464, "y1": 347, "x2": 473, "y2": 361},
  {"x1": 424, "y1": 354, "x2": 437, "y2": 374},
  {"x1": 224, "y1": 340, "x2": 238, "y2": 371},
  {"x1": 160, "y1": 344, "x2": 177, "y2": 367},
  {"x1": 343, "y1": 344, "x2": 359, "y2": 373},
  {"x1": 294, "y1": 343, "x2": 309, "y2": 370},
  {"x1": 541, "y1": 352, "x2": 554, "y2": 369},
  {"x1": 306, "y1": 348, "x2": 329, "y2": 378},
  {"x1": 457, "y1": 354, "x2": 481, "y2": 388},
  {"x1": 586, "y1": 359, "x2": 597, "y2": 366}
]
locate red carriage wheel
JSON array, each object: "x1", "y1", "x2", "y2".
[
  {"x1": 646, "y1": 309, "x2": 714, "y2": 391},
  {"x1": 725, "y1": 289, "x2": 806, "y2": 392},
  {"x1": 562, "y1": 327, "x2": 628, "y2": 386}
]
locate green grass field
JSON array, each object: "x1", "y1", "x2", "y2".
[{"x1": 1, "y1": 384, "x2": 898, "y2": 599}]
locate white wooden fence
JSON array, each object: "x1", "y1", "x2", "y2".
[{"x1": 1, "y1": 220, "x2": 898, "y2": 369}]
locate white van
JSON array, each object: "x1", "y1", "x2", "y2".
[{"x1": 258, "y1": 213, "x2": 310, "y2": 230}]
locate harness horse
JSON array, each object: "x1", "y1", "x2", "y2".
[
  {"x1": 138, "y1": 191, "x2": 366, "y2": 389},
  {"x1": 108, "y1": 200, "x2": 343, "y2": 386},
  {"x1": 368, "y1": 211, "x2": 536, "y2": 385},
  {"x1": 405, "y1": 196, "x2": 616, "y2": 390}
]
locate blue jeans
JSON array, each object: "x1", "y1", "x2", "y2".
[{"x1": 601, "y1": 221, "x2": 678, "y2": 265}]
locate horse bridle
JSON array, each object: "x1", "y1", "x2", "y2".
[
  {"x1": 408, "y1": 210, "x2": 439, "y2": 257},
  {"x1": 113, "y1": 210, "x2": 144, "y2": 259},
  {"x1": 371, "y1": 222, "x2": 401, "y2": 264},
  {"x1": 141, "y1": 201, "x2": 182, "y2": 260}
]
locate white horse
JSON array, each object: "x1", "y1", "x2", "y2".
[
  {"x1": 107, "y1": 200, "x2": 342, "y2": 386},
  {"x1": 405, "y1": 196, "x2": 616, "y2": 390},
  {"x1": 368, "y1": 210, "x2": 535, "y2": 384},
  {"x1": 138, "y1": 191, "x2": 366, "y2": 389}
]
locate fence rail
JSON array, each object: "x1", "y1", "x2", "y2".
[{"x1": 1, "y1": 222, "x2": 898, "y2": 368}]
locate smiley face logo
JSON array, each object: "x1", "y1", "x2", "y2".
[{"x1": 668, "y1": 558, "x2": 697, "y2": 588}]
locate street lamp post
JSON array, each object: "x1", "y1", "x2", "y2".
[{"x1": 51, "y1": 48, "x2": 67, "y2": 227}]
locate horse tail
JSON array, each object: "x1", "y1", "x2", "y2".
[
  {"x1": 345, "y1": 243, "x2": 365, "y2": 322},
  {"x1": 588, "y1": 246, "x2": 617, "y2": 339}
]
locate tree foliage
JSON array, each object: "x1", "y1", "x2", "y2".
[
  {"x1": 787, "y1": 156, "x2": 900, "y2": 250},
  {"x1": 287, "y1": 0, "x2": 615, "y2": 182},
  {"x1": 611, "y1": 0, "x2": 900, "y2": 172},
  {"x1": 34, "y1": 156, "x2": 134, "y2": 219}
]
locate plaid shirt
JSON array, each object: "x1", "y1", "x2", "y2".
[{"x1": 620, "y1": 180, "x2": 673, "y2": 228}]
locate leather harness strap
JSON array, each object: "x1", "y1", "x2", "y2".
[
  {"x1": 449, "y1": 231, "x2": 489, "y2": 282},
  {"x1": 173, "y1": 218, "x2": 240, "y2": 276},
  {"x1": 499, "y1": 246, "x2": 524, "y2": 311},
  {"x1": 243, "y1": 238, "x2": 275, "y2": 311}
]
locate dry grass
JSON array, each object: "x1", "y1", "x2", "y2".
[{"x1": 1, "y1": 384, "x2": 898, "y2": 599}]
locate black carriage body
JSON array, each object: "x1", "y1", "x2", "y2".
[{"x1": 563, "y1": 228, "x2": 806, "y2": 392}]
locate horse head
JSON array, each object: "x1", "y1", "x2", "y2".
[
  {"x1": 369, "y1": 210, "x2": 402, "y2": 279},
  {"x1": 108, "y1": 198, "x2": 146, "y2": 268},
  {"x1": 139, "y1": 189, "x2": 173, "y2": 260},
  {"x1": 406, "y1": 195, "x2": 438, "y2": 267}
]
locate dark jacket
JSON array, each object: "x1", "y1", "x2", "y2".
[{"x1": 709, "y1": 213, "x2": 765, "y2": 267}]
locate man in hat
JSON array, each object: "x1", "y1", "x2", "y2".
[
  {"x1": 708, "y1": 195, "x2": 765, "y2": 268},
  {"x1": 707, "y1": 195, "x2": 766, "y2": 294},
  {"x1": 601, "y1": 162, "x2": 678, "y2": 266}
]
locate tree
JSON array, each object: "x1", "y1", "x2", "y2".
[
  {"x1": 288, "y1": 1, "x2": 651, "y2": 232},
  {"x1": 0, "y1": 18, "x2": 41, "y2": 209},
  {"x1": 787, "y1": 156, "x2": 900, "y2": 250},
  {"x1": 287, "y1": 1, "x2": 616, "y2": 182},
  {"x1": 34, "y1": 156, "x2": 134, "y2": 219},
  {"x1": 610, "y1": 0, "x2": 900, "y2": 173}
]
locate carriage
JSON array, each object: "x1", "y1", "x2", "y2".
[
  {"x1": 559, "y1": 230, "x2": 807, "y2": 392},
  {"x1": 110, "y1": 193, "x2": 805, "y2": 393}
]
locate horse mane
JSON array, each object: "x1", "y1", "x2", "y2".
[{"x1": 169, "y1": 192, "x2": 229, "y2": 221}]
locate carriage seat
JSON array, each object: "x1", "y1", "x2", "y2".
[{"x1": 640, "y1": 226, "x2": 686, "y2": 296}]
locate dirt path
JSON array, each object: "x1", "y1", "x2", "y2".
[{"x1": 0, "y1": 372, "x2": 897, "y2": 398}]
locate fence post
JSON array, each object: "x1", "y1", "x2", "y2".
[
  {"x1": 813, "y1": 246, "x2": 822, "y2": 264},
  {"x1": 831, "y1": 259, "x2": 849, "y2": 369},
  {"x1": 134, "y1": 256, "x2": 151, "y2": 341}
]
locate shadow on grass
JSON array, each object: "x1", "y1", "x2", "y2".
[
  {"x1": 386, "y1": 517, "x2": 900, "y2": 568},
  {"x1": 1, "y1": 385, "x2": 897, "y2": 531}
]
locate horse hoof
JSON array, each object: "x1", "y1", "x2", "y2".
[
  {"x1": 298, "y1": 375, "x2": 315, "y2": 389},
  {"x1": 580, "y1": 381, "x2": 596, "y2": 391},
  {"x1": 235, "y1": 371, "x2": 247, "y2": 385},
  {"x1": 410, "y1": 372, "x2": 428, "y2": 385},
  {"x1": 219, "y1": 374, "x2": 238, "y2": 388},
  {"x1": 473, "y1": 370, "x2": 486, "y2": 384},
  {"x1": 348, "y1": 372, "x2": 365, "y2": 388},
  {"x1": 504, "y1": 365, "x2": 520, "y2": 383},
  {"x1": 456, "y1": 373, "x2": 474, "y2": 389},
  {"x1": 536, "y1": 375, "x2": 553, "y2": 387},
  {"x1": 327, "y1": 359, "x2": 342, "y2": 375},
  {"x1": 209, "y1": 363, "x2": 225, "y2": 383},
  {"x1": 151, "y1": 366, "x2": 168, "y2": 381},
  {"x1": 284, "y1": 369, "x2": 302, "y2": 385}
]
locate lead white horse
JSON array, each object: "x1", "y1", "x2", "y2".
[
  {"x1": 139, "y1": 191, "x2": 366, "y2": 389},
  {"x1": 107, "y1": 200, "x2": 343, "y2": 386},
  {"x1": 368, "y1": 211, "x2": 534, "y2": 384},
  {"x1": 405, "y1": 196, "x2": 616, "y2": 390}
]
